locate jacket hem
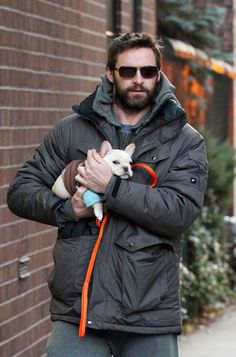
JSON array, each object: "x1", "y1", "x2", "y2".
[
  {"x1": 50, "y1": 314, "x2": 182, "y2": 335},
  {"x1": 51, "y1": 314, "x2": 80, "y2": 325},
  {"x1": 90, "y1": 322, "x2": 182, "y2": 335}
]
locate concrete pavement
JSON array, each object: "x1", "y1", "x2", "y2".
[{"x1": 179, "y1": 306, "x2": 236, "y2": 357}]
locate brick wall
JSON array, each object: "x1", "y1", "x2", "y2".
[
  {"x1": 0, "y1": 1, "x2": 107, "y2": 356},
  {"x1": 0, "y1": 1, "x2": 156, "y2": 356}
]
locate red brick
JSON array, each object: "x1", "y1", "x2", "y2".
[
  {"x1": 2, "y1": 317, "x2": 51, "y2": 356},
  {"x1": 0, "y1": 206, "x2": 18, "y2": 226},
  {"x1": 0, "y1": 264, "x2": 53, "y2": 304},
  {"x1": 0, "y1": 219, "x2": 50, "y2": 245},
  {"x1": 1, "y1": 300, "x2": 50, "y2": 341},
  {"x1": 0, "y1": 283, "x2": 51, "y2": 322},
  {"x1": 0, "y1": 127, "x2": 51, "y2": 146},
  {"x1": 0, "y1": 1, "x2": 158, "y2": 355},
  {"x1": 0, "y1": 109, "x2": 69, "y2": 127},
  {"x1": 0, "y1": 227, "x2": 56, "y2": 263},
  {"x1": 0, "y1": 166, "x2": 22, "y2": 186}
]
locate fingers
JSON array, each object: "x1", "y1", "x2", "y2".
[
  {"x1": 71, "y1": 189, "x2": 94, "y2": 219},
  {"x1": 76, "y1": 150, "x2": 106, "y2": 184},
  {"x1": 88, "y1": 149, "x2": 103, "y2": 163},
  {"x1": 86, "y1": 150, "x2": 103, "y2": 171},
  {"x1": 75, "y1": 149, "x2": 112, "y2": 193},
  {"x1": 75, "y1": 166, "x2": 87, "y2": 186},
  {"x1": 76, "y1": 185, "x2": 87, "y2": 198}
]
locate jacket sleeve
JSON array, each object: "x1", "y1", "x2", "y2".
[
  {"x1": 103, "y1": 137, "x2": 208, "y2": 238},
  {"x1": 7, "y1": 120, "x2": 77, "y2": 227}
]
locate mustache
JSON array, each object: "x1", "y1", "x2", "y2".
[{"x1": 127, "y1": 85, "x2": 149, "y2": 92}]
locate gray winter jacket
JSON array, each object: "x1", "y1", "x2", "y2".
[{"x1": 7, "y1": 73, "x2": 208, "y2": 335}]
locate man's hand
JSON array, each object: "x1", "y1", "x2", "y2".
[
  {"x1": 75, "y1": 149, "x2": 112, "y2": 194},
  {"x1": 71, "y1": 186, "x2": 94, "y2": 219}
]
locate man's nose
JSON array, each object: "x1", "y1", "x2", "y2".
[{"x1": 133, "y1": 69, "x2": 144, "y2": 84}]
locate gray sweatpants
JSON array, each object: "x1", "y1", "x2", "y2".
[{"x1": 47, "y1": 321, "x2": 179, "y2": 357}]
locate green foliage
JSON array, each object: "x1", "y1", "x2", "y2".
[
  {"x1": 204, "y1": 131, "x2": 235, "y2": 211},
  {"x1": 157, "y1": 0, "x2": 226, "y2": 51},
  {"x1": 181, "y1": 132, "x2": 236, "y2": 320}
]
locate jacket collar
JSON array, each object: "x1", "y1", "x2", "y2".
[{"x1": 72, "y1": 72, "x2": 187, "y2": 143}]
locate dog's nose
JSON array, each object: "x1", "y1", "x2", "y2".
[{"x1": 123, "y1": 166, "x2": 129, "y2": 172}]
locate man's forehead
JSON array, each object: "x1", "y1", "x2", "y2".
[{"x1": 116, "y1": 47, "x2": 156, "y2": 65}]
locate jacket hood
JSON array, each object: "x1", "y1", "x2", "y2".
[{"x1": 72, "y1": 72, "x2": 185, "y2": 130}]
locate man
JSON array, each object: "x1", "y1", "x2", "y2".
[{"x1": 7, "y1": 33, "x2": 208, "y2": 356}]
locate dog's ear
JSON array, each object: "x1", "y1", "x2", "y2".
[
  {"x1": 100, "y1": 141, "x2": 113, "y2": 157},
  {"x1": 124, "y1": 143, "x2": 135, "y2": 158}
]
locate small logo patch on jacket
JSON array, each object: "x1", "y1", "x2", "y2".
[{"x1": 190, "y1": 177, "x2": 197, "y2": 184}]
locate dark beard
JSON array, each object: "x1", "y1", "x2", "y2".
[{"x1": 114, "y1": 81, "x2": 156, "y2": 112}]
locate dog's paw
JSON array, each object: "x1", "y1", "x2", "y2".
[
  {"x1": 96, "y1": 212, "x2": 103, "y2": 222},
  {"x1": 93, "y1": 202, "x2": 103, "y2": 221}
]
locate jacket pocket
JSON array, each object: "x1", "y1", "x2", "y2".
[
  {"x1": 115, "y1": 236, "x2": 172, "y2": 313},
  {"x1": 48, "y1": 234, "x2": 97, "y2": 305}
]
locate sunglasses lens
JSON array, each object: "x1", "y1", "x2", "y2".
[
  {"x1": 119, "y1": 67, "x2": 137, "y2": 78},
  {"x1": 116, "y1": 66, "x2": 158, "y2": 79},
  {"x1": 141, "y1": 66, "x2": 158, "y2": 78}
]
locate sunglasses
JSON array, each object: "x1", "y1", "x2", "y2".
[{"x1": 114, "y1": 66, "x2": 158, "y2": 79}]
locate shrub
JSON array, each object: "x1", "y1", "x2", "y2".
[{"x1": 181, "y1": 131, "x2": 236, "y2": 320}]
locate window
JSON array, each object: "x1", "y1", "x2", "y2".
[
  {"x1": 106, "y1": 0, "x2": 121, "y2": 37},
  {"x1": 133, "y1": 0, "x2": 141, "y2": 32}
]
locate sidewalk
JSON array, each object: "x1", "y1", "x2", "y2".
[{"x1": 179, "y1": 306, "x2": 236, "y2": 357}]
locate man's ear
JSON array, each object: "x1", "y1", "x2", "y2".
[
  {"x1": 100, "y1": 141, "x2": 113, "y2": 157},
  {"x1": 106, "y1": 66, "x2": 114, "y2": 83}
]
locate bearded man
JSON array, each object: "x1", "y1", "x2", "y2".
[{"x1": 7, "y1": 32, "x2": 208, "y2": 357}]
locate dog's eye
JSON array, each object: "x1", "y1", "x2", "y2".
[{"x1": 112, "y1": 160, "x2": 120, "y2": 165}]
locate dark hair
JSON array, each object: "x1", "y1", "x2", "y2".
[{"x1": 107, "y1": 32, "x2": 163, "y2": 70}]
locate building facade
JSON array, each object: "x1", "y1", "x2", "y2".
[
  {"x1": 0, "y1": 1, "x2": 235, "y2": 356},
  {"x1": 0, "y1": 1, "x2": 156, "y2": 356}
]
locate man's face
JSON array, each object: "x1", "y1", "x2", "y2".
[{"x1": 107, "y1": 48, "x2": 160, "y2": 112}]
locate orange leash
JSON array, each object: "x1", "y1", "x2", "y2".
[
  {"x1": 79, "y1": 213, "x2": 108, "y2": 336},
  {"x1": 132, "y1": 163, "x2": 157, "y2": 188},
  {"x1": 78, "y1": 163, "x2": 157, "y2": 337}
]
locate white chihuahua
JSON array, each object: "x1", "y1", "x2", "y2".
[{"x1": 52, "y1": 141, "x2": 135, "y2": 221}]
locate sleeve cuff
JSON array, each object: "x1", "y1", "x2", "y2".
[
  {"x1": 56, "y1": 199, "x2": 78, "y2": 227},
  {"x1": 103, "y1": 175, "x2": 123, "y2": 208}
]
